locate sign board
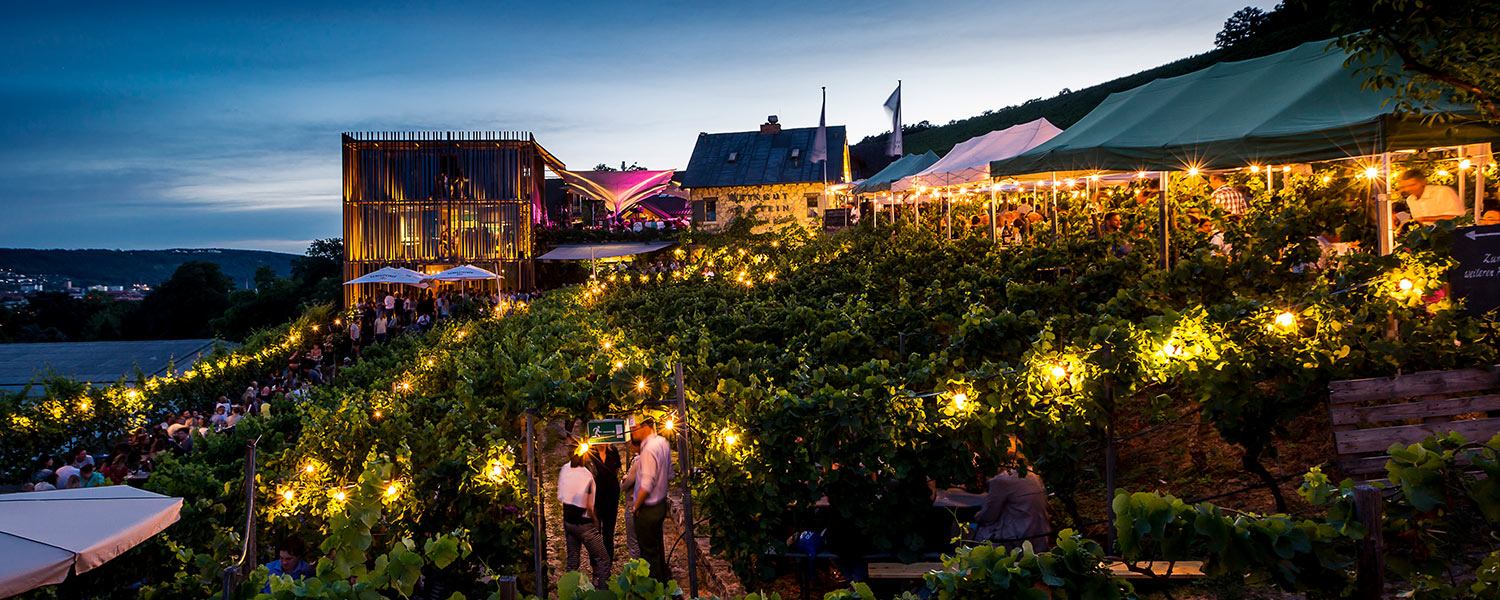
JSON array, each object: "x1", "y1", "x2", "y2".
[
  {"x1": 586, "y1": 419, "x2": 627, "y2": 444},
  {"x1": 1450, "y1": 225, "x2": 1500, "y2": 316}
]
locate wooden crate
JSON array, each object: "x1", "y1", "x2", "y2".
[{"x1": 1329, "y1": 366, "x2": 1500, "y2": 476}]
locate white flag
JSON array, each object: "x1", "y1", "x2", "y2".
[
  {"x1": 885, "y1": 82, "x2": 902, "y2": 156},
  {"x1": 811, "y1": 87, "x2": 828, "y2": 164}
]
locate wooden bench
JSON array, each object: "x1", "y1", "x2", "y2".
[
  {"x1": 867, "y1": 562, "x2": 942, "y2": 580},
  {"x1": 863, "y1": 560, "x2": 1206, "y2": 581},
  {"x1": 1329, "y1": 365, "x2": 1500, "y2": 476}
]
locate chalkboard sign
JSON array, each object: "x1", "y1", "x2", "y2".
[{"x1": 1450, "y1": 225, "x2": 1500, "y2": 315}]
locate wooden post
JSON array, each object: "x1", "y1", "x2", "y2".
[
  {"x1": 525, "y1": 409, "x2": 546, "y2": 599},
  {"x1": 1354, "y1": 485, "x2": 1385, "y2": 599},
  {"x1": 1103, "y1": 347, "x2": 1118, "y2": 554},
  {"x1": 221, "y1": 438, "x2": 259, "y2": 600},
  {"x1": 497, "y1": 576, "x2": 518, "y2": 600},
  {"x1": 989, "y1": 191, "x2": 998, "y2": 244},
  {"x1": 673, "y1": 362, "x2": 700, "y2": 599}
]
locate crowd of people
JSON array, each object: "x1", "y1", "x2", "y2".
[
  {"x1": 344, "y1": 288, "x2": 542, "y2": 350},
  {"x1": 15, "y1": 319, "x2": 364, "y2": 494}
]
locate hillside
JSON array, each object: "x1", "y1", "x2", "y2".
[
  {"x1": 0, "y1": 248, "x2": 299, "y2": 289},
  {"x1": 850, "y1": 18, "x2": 1338, "y2": 176}
]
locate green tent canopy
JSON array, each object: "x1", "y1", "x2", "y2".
[
  {"x1": 990, "y1": 39, "x2": 1500, "y2": 177},
  {"x1": 852, "y1": 151, "x2": 941, "y2": 194}
]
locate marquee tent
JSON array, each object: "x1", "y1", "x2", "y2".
[
  {"x1": 0, "y1": 486, "x2": 182, "y2": 597},
  {"x1": 893, "y1": 119, "x2": 1062, "y2": 192},
  {"x1": 536, "y1": 242, "x2": 675, "y2": 261},
  {"x1": 556, "y1": 169, "x2": 677, "y2": 221},
  {"x1": 989, "y1": 39, "x2": 1500, "y2": 177},
  {"x1": 852, "y1": 151, "x2": 941, "y2": 195}
]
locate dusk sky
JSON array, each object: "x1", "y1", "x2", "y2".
[{"x1": 1, "y1": 1, "x2": 1272, "y2": 254}]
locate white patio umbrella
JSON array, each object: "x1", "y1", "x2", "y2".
[
  {"x1": 423, "y1": 264, "x2": 500, "y2": 282},
  {"x1": 343, "y1": 266, "x2": 428, "y2": 286},
  {"x1": 0, "y1": 486, "x2": 183, "y2": 597}
]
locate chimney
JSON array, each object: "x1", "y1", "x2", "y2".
[{"x1": 760, "y1": 115, "x2": 781, "y2": 134}]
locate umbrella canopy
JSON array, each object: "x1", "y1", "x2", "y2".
[
  {"x1": 424, "y1": 264, "x2": 500, "y2": 282},
  {"x1": 894, "y1": 119, "x2": 1062, "y2": 191},
  {"x1": 343, "y1": 266, "x2": 428, "y2": 286},
  {"x1": 989, "y1": 38, "x2": 1500, "y2": 177},
  {"x1": 537, "y1": 242, "x2": 676, "y2": 261},
  {"x1": 852, "y1": 151, "x2": 941, "y2": 195},
  {"x1": 0, "y1": 486, "x2": 183, "y2": 597}
]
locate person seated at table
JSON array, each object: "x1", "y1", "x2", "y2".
[
  {"x1": 263, "y1": 538, "x2": 315, "y2": 591},
  {"x1": 973, "y1": 448, "x2": 1053, "y2": 551},
  {"x1": 33, "y1": 472, "x2": 59, "y2": 491},
  {"x1": 79, "y1": 463, "x2": 106, "y2": 487},
  {"x1": 31, "y1": 456, "x2": 55, "y2": 484},
  {"x1": 1398, "y1": 168, "x2": 1465, "y2": 224},
  {"x1": 102, "y1": 454, "x2": 131, "y2": 484}
]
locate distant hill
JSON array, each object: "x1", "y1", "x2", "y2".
[
  {"x1": 0, "y1": 248, "x2": 300, "y2": 289},
  {"x1": 850, "y1": 17, "x2": 1339, "y2": 177}
]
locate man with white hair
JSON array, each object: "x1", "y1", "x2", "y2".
[{"x1": 628, "y1": 415, "x2": 673, "y2": 581}]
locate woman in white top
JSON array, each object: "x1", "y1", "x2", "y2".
[{"x1": 558, "y1": 454, "x2": 611, "y2": 588}]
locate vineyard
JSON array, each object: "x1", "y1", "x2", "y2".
[{"x1": 5, "y1": 170, "x2": 1500, "y2": 599}]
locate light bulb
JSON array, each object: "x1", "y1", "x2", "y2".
[
  {"x1": 1282, "y1": 166, "x2": 1291, "y2": 173},
  {"x1": 1049, "y1": 365, "x2": 1067, "y2": 380},
  {"x1": 281, "y1": 489, "x2": 295, "y2": 502},
  {"x1": 722, "y1": 432, "x2": 739, "y2": 447},
  {"x1": 1275, "y1": 312, "x2": 1296, "y2": 329},
  {"x1": 1186, "y1": 168, "x2": 1200, "y2": 177},
  {"x1": 1249, "y1": 165, "x2": 1261, "y2": 173},
  {"x1": 661, "y1": 419, "x2": 675, "y2": 432},
  {"x1": 303, "y1": 463, "x2": 316, "y2": 474},
  {"x1": 636, "y1": 378, "x2": 647, "y2": 391},
  {"x1": 1461, "y1": 159, "x2": 1473, "y2": 170},
  {"x1": 332, "y1": 490, "x2": 346, "y2": 502},
  {"x1": 384, "y1": 482, "x2": 400, "y2": 498},
  {"x1": 1398, "y1": 278, "x2": 1414, "y2": 291},
  {"x1": 1364, "y1": 167, "x2": 1379, "y2": 179},
  {"x1": 951, "y1": 392, "x2": 968, "y2": 409}
]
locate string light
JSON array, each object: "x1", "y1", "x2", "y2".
[
  {"x1": 384, "y1": 482, "x2": 401, "y2": 498},
  {"x1": 1136, "y1": 171, "x2": 1147, "y2": 179},
  {"x1": 1321, "y1": 175, "x2": 1333, "y2": 184},
  {"x1": 661, "y1": 418, "x2": 675, "y2": 432},
  {"x1": 281, "y1": 489, "x2": 295, "y2": 502},
  {"x1": 1281, "y1": 166, "x2": 1291, "y2": 173},
  {"x1": 332, "y1": 490, "x2": 347, "y2": 502},
  {"x1": 1363, "y1": 167, "x2": 1379, "y2": 179},
  {"x1": 601, "y1": 340, "x2": 613, "y2": 350},
  {"x1": 1249, "y1": 165, "x2": 1261, "y2": 173},
  {"x1": 1398, "y1": 278, "x2": 1414, "y2": 292},
  {"x1": 636, "y1": 378, "x2": 648, "y2": 392},
  {"x1": 576, "y1": 440, "x2": 592, "y2": 456},
  {"x1": 1186, "y1": 167, "x2": 1200, "y2": 177},
  {"x1": 1048, "y1": 364, "x2": 1068, "y2": 381},
  {"x1": 612, "y1": 360, "x2": 624, "y2": 370},
  {"x1": 1461, "y1": 159, "x2": 1473, "y2": 170},
  {"x1": 373, "y1": 409, "x2": 383, "y2": 420},
  {"x1": 1437, "y1": 169, "x2": 1451, "y2": 177},
  {"x1": 126, "y1": 389, "x2": 140, "y2": 400},
  {"x1": 721, "y1": 431, "x2": 739, "y2": 447},
  {"x1": 1274, "y1": 311, "x2": 1297, "y2": 331},
  {"x1": 951, "y1": 392, "x2": 969, "y2": 410},
  {"x1": 303, "y1": 463, "x2": 316, "y2": 475}
]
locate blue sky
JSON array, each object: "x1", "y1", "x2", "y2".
[{"x1": 0, "y1": 0, "x2": 1272, "y2": 253}]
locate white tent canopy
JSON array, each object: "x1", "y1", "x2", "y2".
[
  {"x1": 343, "y1": 266, "x2": 428, "y2": 286},
  {"x1": 0, "y1": 486, "x2": 183, "y2": 597},
  {"x1": 892, "y1": 118, "x2": 1063, "y2": 192},
  {"x1": 536, "y1": 242, "x2": 676, "y2": 261},
  {"x1": 423, "y1": 264, "x2": 500, "y2": 282}
]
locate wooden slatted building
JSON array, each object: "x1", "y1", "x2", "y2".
[{"x1": 341, "y1": 131, "x2": 564, "y2": 304}]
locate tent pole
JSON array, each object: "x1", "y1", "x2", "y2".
[
  {"x1": 1159, "y1": 171, "x2": 1171, "y2": 269},
  {"x1": 1378, "y1": 152, "x2": 1393, "y2": 255},
  {"x1": 1459, "y1": 149, "x2": 1468, "y2": 209},
  {"x1": 989, "y1": 189, "x2": 998, "y2": 244},
  {"x1": 1050, "y1": 173, "x2": 1060, "y2": 242},
  {"x1": 1480, "y1": 143, "x2": 1492, "y2": 217},
  {"x1": 1266, "y1": 165, "x2": 1273, "y2": 191}
]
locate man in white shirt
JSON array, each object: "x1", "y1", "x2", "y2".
[
  {"x1": 628, "y1": 416, "x2": 673, "y2": 581},
  {"x1": 557, "y1": 454, "x2": 610, "y2": 588},
  {"x1": 1399, "y1": 168, "x2": 1465, "y2": 224},
  {"x1": 53, "y1": 462, "x2": 80, "y2": 489}
]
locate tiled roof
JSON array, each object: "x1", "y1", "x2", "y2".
[{"x1": 680, "y1": 126, "x2": 847, "y2": 189}]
